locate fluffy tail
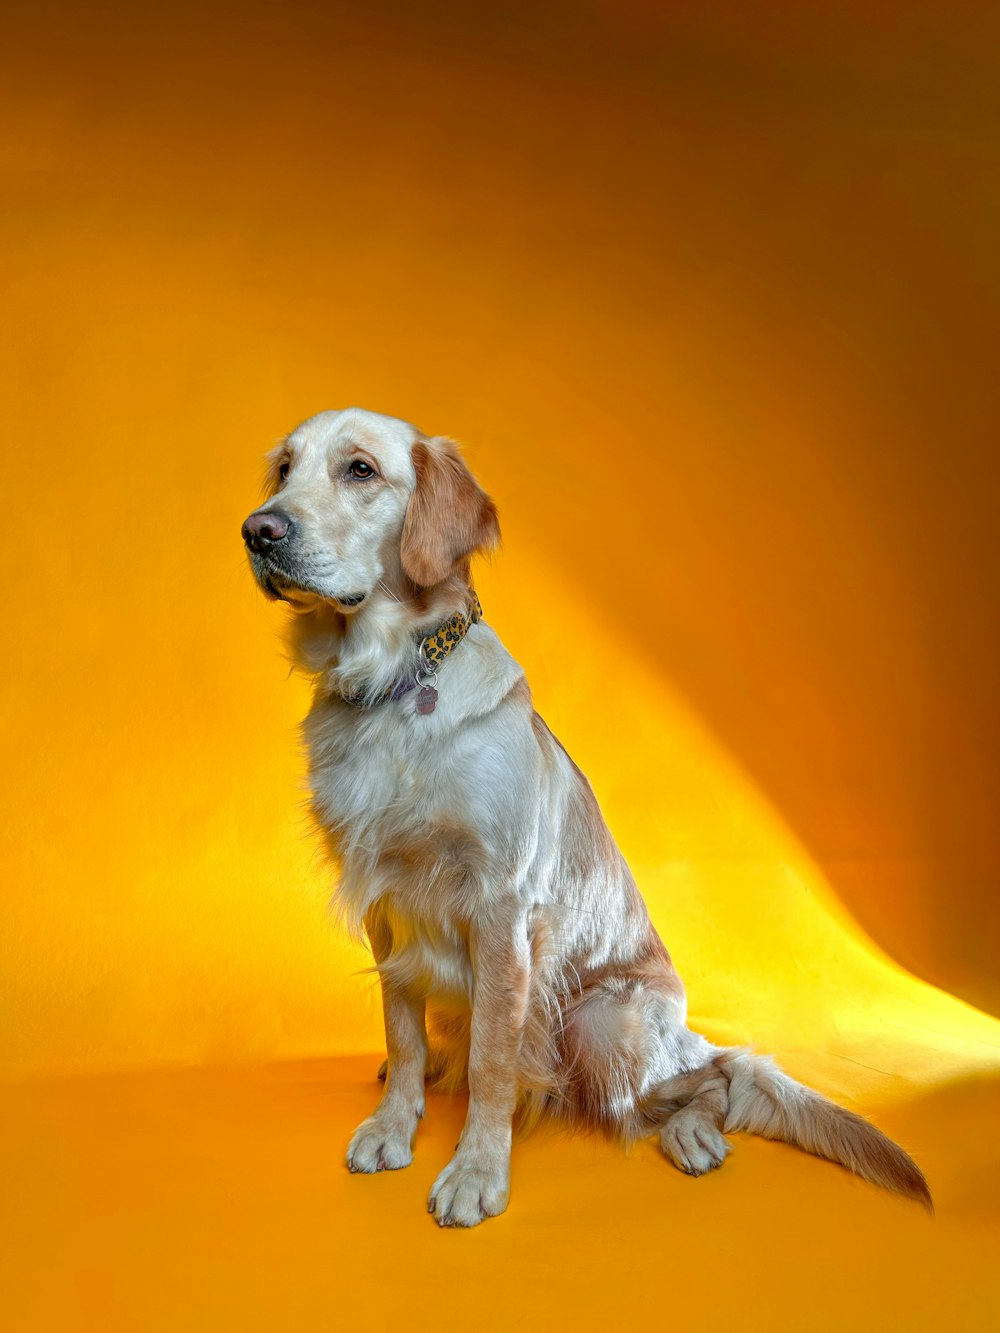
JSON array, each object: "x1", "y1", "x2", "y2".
[{"x1": 645, "y1": 1049, "x2": 932, "y2": 1209}]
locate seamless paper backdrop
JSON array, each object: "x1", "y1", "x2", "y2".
[
  {"x1": 2, "y1": 3, "x2": 1000, "y2": 1329},
  {"x1": 2, "y1": 0, "x2": 998, "y2": 1074}
]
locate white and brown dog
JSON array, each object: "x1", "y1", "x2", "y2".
[{"x1": 242, "y1": 406, "x2": 930, "y2": 1227}]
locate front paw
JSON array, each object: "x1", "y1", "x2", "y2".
[
  {"x1": 428, "y1": 1152, "x2": 510, "y2": 1227},
  {"x1": 346, "y1": 1111, "x2": 417, "y2": 1173}
]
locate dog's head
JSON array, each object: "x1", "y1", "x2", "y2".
[{"x1": 242, "y1": 408, "x2": 499, "y2": 611}]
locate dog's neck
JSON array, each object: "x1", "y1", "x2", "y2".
[{"x1": 286, "y1": 569, "x2": 478, "y2": 705}]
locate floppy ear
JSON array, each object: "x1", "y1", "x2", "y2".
[{"x1": 400, "y1": 437, "x2": 500, "y2": 587}]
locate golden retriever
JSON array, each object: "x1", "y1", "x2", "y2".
[{"x1": 242, "y1": 406, "x2": 930, "y2": 1226}]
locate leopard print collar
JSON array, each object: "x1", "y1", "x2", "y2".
[{"x1": 339, "y1": 593, "x2": 482, "y2": 711}]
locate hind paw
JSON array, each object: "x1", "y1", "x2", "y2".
[{"x1": 660, "y1": 1109, "x2": 730, "y2": 1176}]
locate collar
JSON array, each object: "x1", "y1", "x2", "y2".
[{"x1": 339, "y1": 592, "x2": 483, "y2": 710}]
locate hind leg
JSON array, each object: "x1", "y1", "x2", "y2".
[
  {"x1": 560, "y1": 974, "x2": 711, "y2": 1131},
  {"x1": 561, "y1": 974, "x2": 734, "y2": 1175}
]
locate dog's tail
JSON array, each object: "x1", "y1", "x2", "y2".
[{"x1": 642, "y1": 1048, "x2": 932, "y2": 1210}]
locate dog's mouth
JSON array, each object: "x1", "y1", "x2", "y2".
[
  {"x1": 249, "y1": 554, "x2": 322, "y2": 606},
  {"x1": 262, "y1": 574, "x2": 313, "y2": 605},
  {"x1": 253, "y1": 561, "x2": 366, "y2": 611}
]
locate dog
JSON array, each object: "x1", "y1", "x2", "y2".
[{"x1": 242, "y1": 406, "x2": 930, "y2": 1227}]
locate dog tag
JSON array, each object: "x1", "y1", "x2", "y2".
[{"x1": 415, "y1": 685, "x2": 438, "y2": 715}]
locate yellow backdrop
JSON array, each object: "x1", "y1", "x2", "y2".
[{"x1": 2, "y1": 2, "x2": 999, "y2": 1329}]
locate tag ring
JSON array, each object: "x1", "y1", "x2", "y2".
[{"x1": 416, "y1": 647, "x2": 439, "y2": 688}]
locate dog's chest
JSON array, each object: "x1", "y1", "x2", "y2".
[
  {"x1": 304, "y1": 700, "x2": 496, "y2": 974},
  {"x1": 306, "y1": 702, "x2": 464, "y2": 836}
]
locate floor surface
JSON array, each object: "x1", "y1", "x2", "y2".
[{"x1": 3, "y1": 1050, "x2": 999, "y2": 1331}]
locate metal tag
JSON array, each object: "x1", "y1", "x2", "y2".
[{"x1": 415, "y1": 685, "x2": 438, "y2": 715}]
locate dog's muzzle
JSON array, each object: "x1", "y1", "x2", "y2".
[{"x1": 241, "y1": 509, "x2": 367, "y2": 608}]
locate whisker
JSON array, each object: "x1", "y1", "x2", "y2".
[{"x1": 376, "y1": 578, "x2": 403, "y2": 604}]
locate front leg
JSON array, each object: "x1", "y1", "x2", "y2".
[
  {"x1": 429, "y1": 909, "x2": 529, "y2": 1227},
  {"x1": 347, "y1": 908, "x2": 428, "y2": 1173}
]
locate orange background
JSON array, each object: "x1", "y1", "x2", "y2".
[{"x1": 2, "y1": 2, "x2": 999, "y2": 1328}]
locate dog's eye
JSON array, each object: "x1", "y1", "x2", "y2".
[
  {"x1": 278, "y1": 461, "x2": 290, "y2": 482},
  {"x1": 349, "y1": 460, "x2": 376, "y2": 479}
]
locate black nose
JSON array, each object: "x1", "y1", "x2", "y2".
[{"x1": 242, "y1": 510, "x2": 292, "y2": 553}]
